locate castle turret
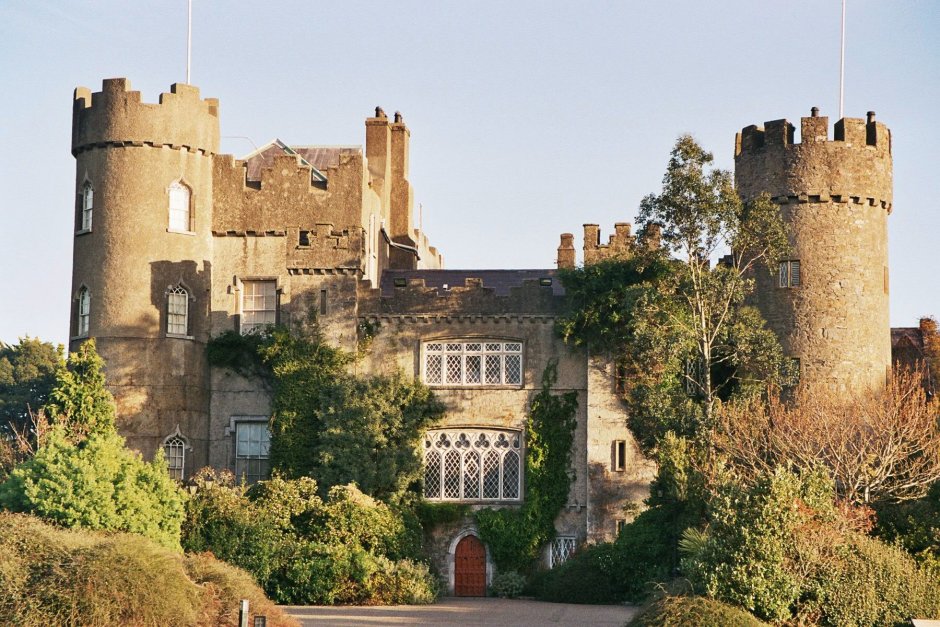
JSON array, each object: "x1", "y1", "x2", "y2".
[
  {"x1": 735, "y1": 108, "x2": 892, "y2": 392},
  {"x1": 70, "y1": 78, "x2": 219, "y2": 473}
]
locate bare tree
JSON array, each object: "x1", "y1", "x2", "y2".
[{"x1": 716, "y1": 367, "x2": 940, "y2": 504}]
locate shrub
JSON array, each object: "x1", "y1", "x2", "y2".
[
  {"x1": 529, "y1": 543, "x2": 623, "y2": 604},
  {"x1": 182, "y1": 473, "x2": 436, "y2": 605},
  {"x1": 0, "y1": 427, "x2": 186, "y2": 549},
  {"x1": 490, "y1": 571, "x2": 526, "y2": 598},
  {"x1": 629, "y1": 595, "x2": 769, "y2": 627},
  {"x1": 0, "y1": 512, "x2": 297, "y2": 627}
]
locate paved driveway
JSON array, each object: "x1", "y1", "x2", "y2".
[{"x1": 284, "y1": 598, "x2": 638, "y2": 626}]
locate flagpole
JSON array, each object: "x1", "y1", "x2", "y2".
[
  {"x1": 186, "y1": 0, "x2": 192, "y2": 84},
  {"x1": 839, "y1": 0, "x2": 845, "y2": 118}
]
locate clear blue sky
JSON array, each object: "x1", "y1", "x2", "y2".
[{"x1": 1, "y1": 0, "x2": 938, "y2": 347}]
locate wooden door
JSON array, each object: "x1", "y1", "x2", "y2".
[{"x1": 454, "y1": 535, "x2": 486, "y2": 596}]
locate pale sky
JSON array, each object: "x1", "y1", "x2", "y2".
[{"x1": 1, "y1": 0, "x2": 938, "y2": 347}]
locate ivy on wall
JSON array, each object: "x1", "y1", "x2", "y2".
[
  {"x1": 475, "y1": 361, "x2": 578, "y2": 572},
  {"x1": 207, "y1": 326, "x2": 443, "y2": 503}
]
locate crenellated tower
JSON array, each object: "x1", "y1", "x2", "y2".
[
  {"x1": 735, "y1": 108, "x2": 893, "y2": 392},
  {"x1": 70, "y1": 78, "x2": 219, "y2": 467}
]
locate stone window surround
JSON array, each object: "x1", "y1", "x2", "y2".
[
  {"x1": 226, "y1": 415, "x2": 271, "y2": 484},
  {"x1": 78, "y1": 180, "x2": 93, "y2": 233},
  {"x1": 236, "y1": 277, "x2": 281, "y2": 334},
  {"x1": 162, "y1": 424, "x2": 192, "y2": 481},
  {"x1": 167, "y1": 179, "x2": 195, "y2": 234},
  {"x1": 72, "y1": 285, "x2": 91, "y2": 340},
  {"x1": 778, "y1": 259, "x2": 801, "y2": 288},
  {"x1": 421, "y1": 338, "x2": 524, "y2": 388},
  {"x1": 165, "y1": 282, "x2": 195, "y2": 340},
  {"x1": 423, "y1": 428, "x2": 523, "y2": 503}
]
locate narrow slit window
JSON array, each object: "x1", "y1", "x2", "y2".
[
  {"x1": 81, "y1": 183, "x2": 93, "y2": 231},
  {"x1": 613, "y1": 440, "x2": 626, "y2": 472},
  {"x1": 77, "y1": 287, "x2": 90, "y2": 337}
]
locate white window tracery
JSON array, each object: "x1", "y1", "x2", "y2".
[
  {"x1": 168, "y1": 181, "x2": 191, "y2": 232},
  {"x1": 167, "y1": 285, "x2": 189, "y2": 336},
  {"x1": 164, "y1": 436, "x2": 186, "y2": 480},
  {"x1": 423, "y1": 341, "x2": 523, "y2": 387},
  {"x1": 550, "y1": 536, "x2": 577, "y2": 568},
  {"x1": 77, "y1": 287, "x2": 90, "y2": 337},
  {"x1": 81, "y1": 183, "x2": 93, "y2": 231},
  {"x1": 423, "y1": 429, "x2": 522, "y2": 501}
]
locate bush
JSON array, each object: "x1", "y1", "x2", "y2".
[
  {"x1": 490, "y1": 571, "x2": 525, "y2": 598},
  {"x1": 0, "y1": 512, "x2": 297, "y2": 627},
  {"x1": 629, "y1": 595, "x2": 769, "y2": 627},
  {"x1": 182, "y1": 472, "x2": 436, "y2": 605},
  {"x1": 0, "y1": 427, "x2": 186, "y2": 549},
  {"x1": 529, "y1": 543, "x2": 623, "y2": 604}
]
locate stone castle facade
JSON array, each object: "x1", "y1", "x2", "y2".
[{"x1": 67, "y1": 78, "x2": 894, "y2": 593}]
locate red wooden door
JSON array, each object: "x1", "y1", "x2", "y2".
[{"x1": 454, "y1": 535, "x2": 487, "y2": 596}]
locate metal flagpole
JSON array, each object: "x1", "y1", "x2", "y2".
[
  {"x1": 187, "y1": 0, "x2": 192, "y2": 84},
  {"x1": 839, "y1": 0, "x2": 845, "y2": 118}
]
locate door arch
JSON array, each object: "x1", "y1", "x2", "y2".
[{"x1": 454, "y1": 535, "x2": 487, "y2": 596}]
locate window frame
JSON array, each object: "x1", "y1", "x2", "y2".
[
  {"x1": 778, "y1": 259, "x2": 801, "y2": 288},
  {"x1": 162, "y1": 426, "x2": 189, "y2": 481},
  {"x1": 239, "y1": 279, "x2": 278, "y2": 334},
  {"x1": 167, "y1": 180, "x2": 194, "y2": 234},
  {"x1": 166, "y1": 284, "x2": 192, "y2": 338},
  {"x1": 79, "y1": 182, "x2": 93, "y2": 232},
  {"x1": 613, "y1": 439, "x2": 627, "y2": 472},
  {"x1": 422, "y1": 340, "x2": 524, "y2": 388},
  {"x1": 229, "y1": 416, "x2": 271, "y2": 484},
  {"x1": 76, "y1": 287, "x2": 90, "y2": 338},
  {"x1": 549, "y1": 536, "x2": 577, "y2": 568},
  {"x1": 422, "y1": 428, "x2": 523, "y2": 502}
]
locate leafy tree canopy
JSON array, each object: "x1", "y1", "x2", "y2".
[
  {"x1": 0, "y1": 337, "x2": 65, "y2": 434},
  {"x1": 44, "y1": 339, "x2": 116, "y2": 439}
]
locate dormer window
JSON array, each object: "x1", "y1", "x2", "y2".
[
  {"x1": 423, "y1": 341, "x2": 523, "y2": 387},
  {"x1": 168, "y1": 181, "x2": 192, "y2": 232}
]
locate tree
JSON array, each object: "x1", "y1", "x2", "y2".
[
  {"x1": 635, "y1": 135, "x2": 790, "y2": 428},
  {"x1": 43, "y1": 339, "x2": 115, "y2": 438},
  {"x1": 716, "y1": 367, "x2": 940, "y2": 504},
  {"x1": 0, "y1": 337, "x2": 64, "y2": 435}
]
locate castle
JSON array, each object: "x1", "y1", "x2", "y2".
[{"x1": 67, "y1": 78, "x2": 895, "y2": 595}]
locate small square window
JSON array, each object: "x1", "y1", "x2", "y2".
[
  {"x1": 778, "y1": 260, "x2": 801, "y2": 288},
  {"x1": 615, "y1": 519, "x2": 627, "y2": 535}
]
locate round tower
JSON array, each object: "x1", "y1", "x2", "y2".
[
  {"x1": 735, "y1": 109, "x2": 892, "y2": 392},
  {"x1": 69, "y1": 78, "x2": 219, "y2": 473}
]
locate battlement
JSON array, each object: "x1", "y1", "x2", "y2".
[
  {"x1": 72, "y1": 78, "x2": 220, "y2": 156},
  {"x1": 578, "y1": 222, "x2": 659, "y2": 265},
  {"x1": 735, "y1": 108, "x2": 890, "y2": 157}
]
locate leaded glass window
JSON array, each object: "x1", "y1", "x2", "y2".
[
  {"x1": 422, "y1": 429, "x2": 522, "y2": 501},
  {"x1": 550, "y1": 536, "x2": 577, "y2": 568},
  {"x1": 423, "y1": 341, "x2": 523, "y2": 386},
  {"x1": 167, "y1": 285, "x2": 189, "y2": 336}
]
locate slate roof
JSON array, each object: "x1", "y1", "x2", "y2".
[
  {"x1": 241, "y1": 140, "x2": 360, "y2": 182},
  {"x1": 379, "y1": 269, "x2": 564, "y2": 297},
  {"x1": 892, "y1": 327, "x2": 925, "y2": 351}
]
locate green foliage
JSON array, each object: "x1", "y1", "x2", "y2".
[
  {"x1": 43, "y1": 339, "x2": 116, "y2": 438},
  {"x1": 0, "y1": 337, "x2": 64, "y2": 435},
  {"x1": 629, "y1": 595, "x2": 769, "y2": 627},
  {"x1": 476, "y1": 362, "x2": 578, "y2": 572},
  {"x1": 415, "y1": 501, "x2": 471, "y2": 528},
  {"x1": 0, "y1": 428, "x2": 186, "y2": 549},
  {"x1": 490, "y1": 571, "x2": 526, "y2": 598},
  {"x1": 0, "y1": 512, "x2": 297, "y2": 627},
  {"x1": 207, "y1": 326, "x2": 443, "y2": 503},
  {"x1": 181, "y1": 472, "x2": 436, "y2": 605},
  {"x1": 527, "y1": 543, "x2": 624, "y2": 604},
  {"x1": 875, "y1": 480, "x2": 940, "y2": 572}
]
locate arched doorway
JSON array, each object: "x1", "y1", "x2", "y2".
[{"x1": 454, "y1": 535, "x2": 487, "y2": 596}]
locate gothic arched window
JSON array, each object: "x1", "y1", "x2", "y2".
[
  {"x1": 168, "y1": 181, "x2": 192, "y2": 232},
  {"x1": 422, "y1": 429, "x2": 522, "y2": 501},
  {"x1": 162, "y1": 427, "x2": 188, "y2": 481},
  {"x1": 81, "y1": 183, "x2": 93, "y2": 231},
  {"x1": 77, "y1": 287, "x2": 90, "y2": 337},
  {"x1": 167, "y1": 285, "x2": 189, "y2": 336}
]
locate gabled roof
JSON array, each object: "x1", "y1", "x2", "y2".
[{"x1": 241, "y1": 140, "x2": 360, "y2": 183}]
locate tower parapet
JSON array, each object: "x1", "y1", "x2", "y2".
[
  {"x1": 72, "y1": 78, "x2": 219, "y2": 156},
  {"x1": 735, "y1": 109, "x2": 893, "y2": 392}
]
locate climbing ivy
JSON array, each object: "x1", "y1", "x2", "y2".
[
  {"x1": 207, "y1": 326, "x2": 443, "y2": 503},
  {"x1": 475, "y1": 361, "x2": 578, "y2": 572}
]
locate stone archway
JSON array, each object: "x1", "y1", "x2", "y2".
[{"x1": 454, "y1": 535, "x2": 487, "y2": 596}]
